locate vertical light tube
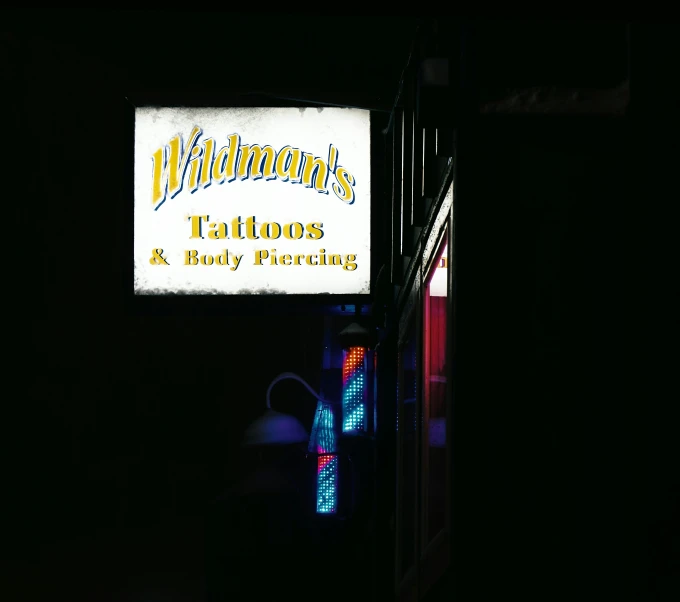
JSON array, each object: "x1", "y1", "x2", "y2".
[
  {"x1": 317, "y1": 454, "x2": 338, "y2": 514},
  {"x1": 342, "y1": 346, "x2": 367, "y2": 433},
  {"x1": 311, "y1": 401, "x2": 338, "y2": 514}
]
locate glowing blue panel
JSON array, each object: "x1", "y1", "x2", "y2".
[{"x1": 316, "y1": 454, "x2": 338, "y2": 514}]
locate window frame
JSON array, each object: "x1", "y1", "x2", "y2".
[{"x1": 395, "y1": 174, "x2": 454, "y2": 601}]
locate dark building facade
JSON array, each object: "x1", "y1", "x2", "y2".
[{"x1": 368, "y1": 19, "x2": 661, "y2": 602}]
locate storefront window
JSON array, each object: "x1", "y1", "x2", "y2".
[{"x1": 423, "y1": 234, "x2": 448, "y2": 545}]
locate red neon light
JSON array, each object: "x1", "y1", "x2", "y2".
[
  {"x1": 317, "y1": 454, "x2": 334, "y2": 472},
  {"x1": 342, "y1": 346, "x2": 366, "y2": 385}
]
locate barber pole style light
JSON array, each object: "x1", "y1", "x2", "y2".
[
  {"x1": 342, "y1": 346, "x2": 367, "y2": 432},
  {"x1": 338, "y1": 322, "x2": 370, "y2": 434},
  {"x1": 309, "y1": 401, "x2": 338, "y2": 514}
]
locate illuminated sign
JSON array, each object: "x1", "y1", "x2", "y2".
[{"x1": 134, "y1": 107, "x2": 371, "y2": 295}]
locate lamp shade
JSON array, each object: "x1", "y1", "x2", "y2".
[
  {"x1": 242, "y1": 409, "x2": 309, "y2": 447},
  {"x1": 337, "y1": 321, "x2": 370, "y2": 349}
]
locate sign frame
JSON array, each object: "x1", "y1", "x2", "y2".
[{"x1": 124, "y1": 91, "x2": 380, "y2": 316}]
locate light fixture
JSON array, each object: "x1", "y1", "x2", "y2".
[
  {"x1": 309, "y1": 399, "x2": 338, "y2": 514},
  {"x1": 241, "y1": 371, "x2": 341, "y2": 514},
  {"x1": 338, "y1": 322, "x2": 371, "y2": 434},
  {"x1": 242, "y1": 372, "x2": 329, "y2": 447}
]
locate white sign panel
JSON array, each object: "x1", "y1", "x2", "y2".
[{"x1": 134, "y1": 107, "x2": 371, "y2": 295}]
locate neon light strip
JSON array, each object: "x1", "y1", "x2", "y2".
[
  {"x1": 317, "y1": 454, "x2": 338, "y2": 514},
  {"x1": 312, "y1": 401, "x2": 338, "y2": 514},
  {"x1": 342, "y1": 346, "x2": 366, "y2": 432}
]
